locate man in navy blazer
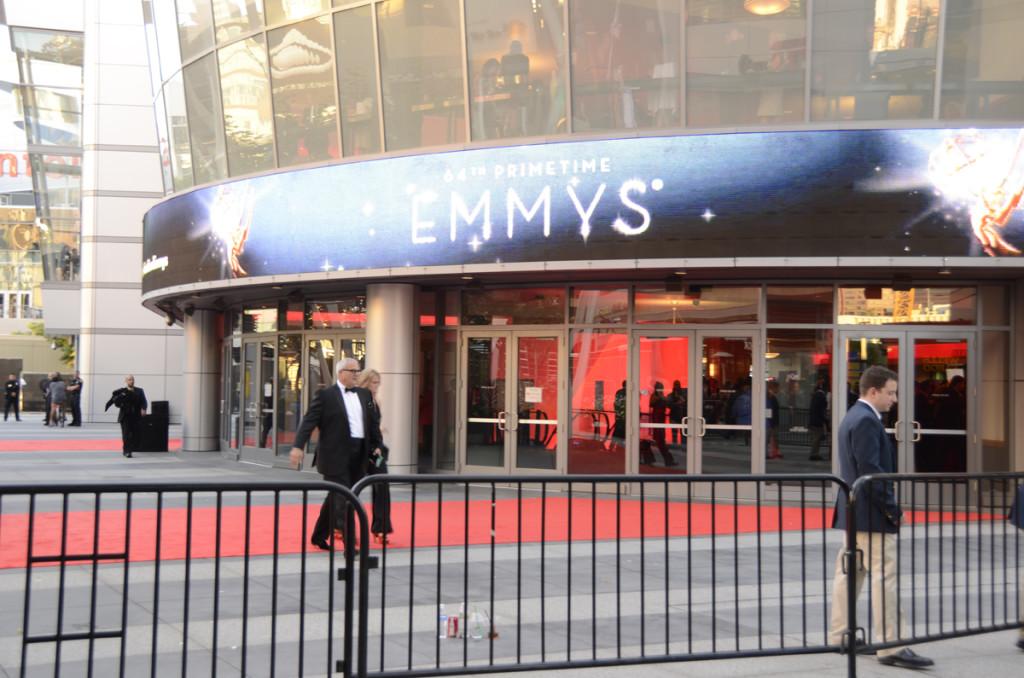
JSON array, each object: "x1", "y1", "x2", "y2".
[
  {"x1": 290, "y1": 358, "x2": 382, "y2": 553},
  {"x1": 828, "y1": 365, "x2": 933, "y2": 669}
]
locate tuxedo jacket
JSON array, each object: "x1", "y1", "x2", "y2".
[
  {"x1": 832, "y1": 400, "x2": 903, "y2": 534},
  {"x1": 293, "y1": 384, "x2": 382, "y2": 478},
  {"x1": 106, "y1": 387, "x2": 147, "y2": 423}
]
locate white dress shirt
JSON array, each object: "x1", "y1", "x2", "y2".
[
  {"x1": 857, "y1": 398, "x2": 882, "y2": 421},
  {"x1": 337, "y1": 381, "x2": 365, "y2": 439}
]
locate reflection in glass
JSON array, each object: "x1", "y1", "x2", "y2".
[
  {"x1": 265, "y1": 0, "x2": 329, "y2": 26},
  {"x1": 306, "y1": 296, "x2": 367, "y2": 329},
  {"x1": 242, "y1": 342, "x2": 258, "y2": 447},
  {"x1": 418, "y1": 331, "x2": 436, "y2": 469},
  {"x1": 980, "y1": 285, "x2": 1009, "y2": 325},
  {"x1": 228, "y1": 337, "x2": 242, "y2": 447},
  {"x1": 700, "y1": 336, "x2": 754, "y2": 474},
  {"x1": 981, "y1": 331, "x2": 1009, "y2": 471},
  {"x1": 687, "y1": 1, "x2": 805, "y2": 126},
  {"x1": 838, "y1": 287, "x2": 976, "y2": 324},
  {"x1": 570, "y1": 331, "x2": 626, "y2": 474},
  {"x1": 153, "y1": 91, "x2": 174, "y2": 192},
  {"x1": 912, "y1": 337, "x2": 968, "y2": 472},
  {"x1": 213, "y1": 0, "x2": 265, "y2": 44},
  {"x1": 942, "y1": 0, "x2": 1024, "y2": 119},
  {"x1": 306, "y1": 337, "x2": 366, "y2": 402},
  {"x1": 183, "y1": 54, "x2": 228, "y2": 184},
  {"x1": 844, "y1": 336, "x2": 900, "y2": 427},
  {"x1": 21, "y1": 86, "x2": 81, "y2": 146},
  {"x1": 176, "y1": 0, "x2": 215, "y2": 61},
  {"x1": 269, "y1": 16, "x2": 339, "y2": 166},
  {"x1": 635, "y1": 287, "x2": 759, "y2": 324},
  {"x1": 153, "y1": 0, "x2": 182, "y2": 81},
  {"x1": 258, "y1": 340, "x2": 275, "y2": 450},
  {"x1": 334, "y1": 6, "x2": 381, "y2": 156},
  {"x1": 462, "y1": 288, "x2": 566, "y2": 325},
  {"x1": 637, "y1": 335, "x2": 688, "y2": 473},
  {"x1": 570, "y1": 287, "x2": 628, "y2": 324},
  {"x1": 437, "y1": 330, "x2": 457, "y2": 469},
  {"x1": 164, "y1": 73, "x2": 194, "y2": 190},
  {"x1": 767, "y1": 286, "x2": 834, "y2": 323},
  {"x1": 242, "y1": 306, "x2": 278, "y2": 332},
  {"x1": 764, "y1": 329, "x2": 833, "y2": 474},
  {"x1": 277, "y1": 334, "x2": 302, "y2": 454},
  {"x1": 812, "y1": 0, "x2": 939, "y2": 121},
  {"x1": 219, "y1": 36, "x2": 275, "y2": 175},
  {"x1": 570, "y1": 0, "x2": 680, "y2": 132},
  {"x1": 142, "y1": 0, "x2": 162, "y2": 95},
  {"x1": 10, "y1": 27, "x2": 84, "y2": 88},
  {"x1": 515, "y1": 336, "x2": 559, "y2": 470},
  {"x1": 377, "y1": 0, "x2": 465, "y2": 150},
  {"x1": 466, "y1": 336, "x2": 506, "y2": 468},
  {"x1": 466, "y1": 0, "x2": 566, "y2": 140}
]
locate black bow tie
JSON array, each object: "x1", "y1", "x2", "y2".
[{"x1": 344, "y1": 387, "x2": 358, "y2": 394}]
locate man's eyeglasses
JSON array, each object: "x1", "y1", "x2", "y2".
[{"x1": 340, "y1": 368, "x2": 360, "y2": 373}]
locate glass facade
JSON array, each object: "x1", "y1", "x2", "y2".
[
  {"x1": 183, "y1": 53, "x2": 229, "y2": 183},
  {"x1": 144, "y1": 0, "x2": 1024, "y2": 194},
  {"x1": 219, "y1": 36, "x2": 275, "y2": 175}
]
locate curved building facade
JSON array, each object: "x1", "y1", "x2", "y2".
[{"x1": 141, "y1": 0, "x2": 1024, "y2": 479}]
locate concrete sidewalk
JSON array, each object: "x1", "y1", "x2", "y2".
[{"x1": 490, "y1": 630, "x2": 1023, "y2": 677}]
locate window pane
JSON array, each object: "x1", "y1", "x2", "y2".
[
  {"x1": 462, "y1": 288, "x2": 565, "y2": 325},
  {"x1": 176, "y1": 0, "x2": 215, "y2": 61},
  {"x1": 305, "y1": 296, "x2": 367, "y2": 329},
  {"x1": 154, "y1": 0, "x2": 183, "y2": 80},
  {"x1": 142, "y1": 0, "x2": 163, "y2": 95},
  {"x1": 436, "y1": 330, "x2": 457, "y2": 469},
  {"x1": 269, "y1": 16, "x2": 339, "y2": 166},
  {"x1": 219, "y1": 36, "x2": 275, "y2": 175},
  {"x1": 635, "y1": 286, "x2": 760, "y2": 324},
  {"x1": 335, "y1": 6, "x2": 382, "y2": 156},
  {"x1": 277, "y1": 334, "x2": 302, "y2": 454},
  {"x1": 837, "y1": 286, "x2": 976, "y2": 324},
  {"x1": 767, "y1": 286, "x2": 833, "y2": 323},
  {"x1": 981, "y1": 331, "x2": 1009, "y2": 471},
  {"x1": 941, "y1": 0, "x2": 1024, "y2": 119},
  {"x1": 570, "y1": 330, "x2": 627, "y2": 474},
  {"x1": 687, "y1": 1, "x2": 805, "y2": 126},
  {"x1": 21, "y1": 87, "x2": 81, "y2": 147},
  {"x1": 243, "y1": 306, "x2": 277, "y2": 332},
  {"x1": 213, "y1": 0, "x2": 265, "y2": 44},
  {"x1": 153, "y1": 91, "x2": 174, "y2": 192},
  {"x1": 981, "y1": 285, "x2": 1009, "y2": 325},
  {"x1": 377, "y1": 0, "x2": 466, "y2": 151},
  {"x1": 265, "y1": 0, "x2": 329, "y2": 26},
  {"x1": 765, "y1": 329, "x2": 833, "y2": 474},
  {"x1": 183, "y1": 53, "x2": 228, "y2": 183},
  {"x1": 570, "y1": 287, "x2": 628, "y2": 324},
  {"x1": 165, "y1": 73, "x2": 194, "y2": 190},
  {"x1": 466, "y1": 0, "x2": 567, "y2": 140},
  {"x1": 812, "y1": 0, "x2": 939, "y2": 121},
  {"x1": 10, "y1": 28, "x2": 84, "y2": 89},
  {"x1": 570, "y1": 0, "x2": 680, "y2": 132}
]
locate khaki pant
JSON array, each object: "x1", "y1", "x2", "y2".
[{"x1": 829, "y1": 531, "x2": 907, "y2": 658}]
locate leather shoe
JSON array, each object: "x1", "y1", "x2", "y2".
[
  {"x1": 840, "y1": 637, "x2": 875, "y2": 655},
  {"x1": 877, "y1": 648, "x2": 934, "y2": 669},
  {"x1": 1016, "y1": 637, "x2": 1024, "y2": 651},
  {"x1": 310, "y1": 538, "x2": 331, "y2": 551}
]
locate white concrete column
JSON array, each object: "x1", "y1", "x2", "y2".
[
  {"x1": 182, "y1": 310, "x2": 220, "y2": 451},
  {"x1": 365, "y1": 284, "x2": 417, "y2": 474}
]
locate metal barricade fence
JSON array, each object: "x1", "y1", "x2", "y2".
[
  {"x1": 0, "y1": 480, "x2": 371, "y2": 678},
  {"x1": 846, "y1": 472, "x2": 1024, "y2": 677},
  {"x1": 350, "y1": 474, "x2": 849, "y2": 677}
]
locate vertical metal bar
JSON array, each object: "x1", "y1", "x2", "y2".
[
  {"x1": 271, "y1": 491, "x2": 279, "y2": 678},
  {"x1": 87, "y1": 493, "x2": 102, "y2": 678},
  {"x1": 118, "y1": 492, "x2": 133, "y2": 678},
  {"x1": 541, "y1": 482, "x2": 548, "y2": 662},
  {"x1": 590, "y1": 481, "x2": 596, "y2": 660},
  {"x1": 640, "y1": 481, "x2": 646, "y2": 655},
  {"x1": 456, "y1": 0, "x2": 471, "y2": 143},
  {"x1": 939, "y1": 480, "x2": 944, "y2": 634},
  {"x1": 756, "y1": 481, "x2": 763, "y2": 650},
  {"x1": 462, "y1": 483, "x2": 470, "y2": 666},
  {"x1": 1001, "y1": 479, "x2": 1009, "y2": 626},
  {"x1": 912, "y1": 480, "x2": 917, "y2": 633},
  {"x1": 518, "y1": 482, "x2": 524, "y2": 664},
  {"x1": 951, "y1": 481, "x2": 956, "y2": 631},
  {"x1": 734, "y1": 481, "x2": 740, "y2": 651},
  {"x1": 932, "y1": 0, "x2": 949, "y2": 119},
  {"x1": 711, "y1": 481, "x2": 717, "y2": 652},
  {"x1": 54, "y1": 492, "x2": 70, "y2": 677},
  {"x1": 615, "y1": 481, "x2": 622, "y2": 658},
  {"x1": 566, "y1": 481, "x2": 572, "y2": 662},
  {"x1": 379, "y1": 484, "x2": 388, "y2": 672},
  {"x1": 150, "y1": 492, "x2": 163, "y2": 678},
  {"x1": 777, "y1": 483, "x2": 784, "y2": 648},
  {"x1": 976, "y1": 478, "x2": 983, "y2": 630},
  {"x1": 846, "y1": 483, "x2": 859, "y2": 678},
  {"x1": 664, "y1": 480, "x2": 670, "y2": 656},
  {"x1": 241, "y1": 492, "x2": 251, "y2": 676},
  {"x1": 562, "y1": 0, "x2": 574, "y2": 133},
  {"x1": 490, "y1": 482, "x2": 497, "y2": 665},
  {"x1": 407, "y1": 481, "x2": 418, "y2": 672},
  {"x1": 687, "y1": 479, "x2": 692, "y2": 654},
  {"x1": 803, "y1": 0, "x2": 814, "y2": 122},
  {"x1": 925, "y1": 480, "x2": 931, "y2": 636},
  {"x1": 19, "y1": 494, "x2": 34, "y2": 678},
  {"x1": 431, "y1": 482, "x2": 438, "y2": 670},
  {"x1": 799, "y1": 481, "x2": 806, "y2": 647},
  {"x1": 990, "y1": 479, "x2": 996, "y2": 627},
  {"x1": 337, "y1": 487, "x2": 347, "y2": 678},
  {"x1": 181, "y1": 491, "x2": 194, "y2": 678},
  {"x1": 210, "y1": 493, "x2": 221, "y2": 678},
  {"x1": 298, "y1": 489, "x2": 306, "y2": 678}
]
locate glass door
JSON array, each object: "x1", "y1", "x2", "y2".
[
  {"x1": 635, "y1": 333, "x2": 692, "y2": 473},
  {"x1": 694, "y1": 333, "x2": 757, "y2": 474},
  {"x1": 460, "y1": 331, "x2": 565, "y2": 473},
  {"x1": 241, "y1": 339, "x2": 276, "y2": 462}
]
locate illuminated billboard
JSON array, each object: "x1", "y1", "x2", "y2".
[{"x1": 142, "y1": 128, "x2": 1024, "y2": 294}]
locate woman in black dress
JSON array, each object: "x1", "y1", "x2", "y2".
[{"x1": 359, "y1": 369, "x2": 393, "y2": 543}]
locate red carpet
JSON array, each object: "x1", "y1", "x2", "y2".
[
  {"x1": 0, "y1": 498, "x2": 996, "y2": 569},
  {"x1": 0, "y1": 438, "x2": 182, "y2": 452}
]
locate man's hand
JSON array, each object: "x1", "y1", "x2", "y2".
[{"x1": 290, "y1": 447, "x2": 304, "y2": 469}]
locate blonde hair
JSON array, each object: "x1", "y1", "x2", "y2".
[{"x1": 357, "y1": 368, "x2": 381, "y2": 389}]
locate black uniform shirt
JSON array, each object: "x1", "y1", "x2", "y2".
[{"x1": 5, "y1": 379, "x2": 19, "y2": 400}]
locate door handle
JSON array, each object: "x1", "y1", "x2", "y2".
[
  {"x1": 912, "y1": 420, "x2": 922, "y2": 442},
  {"x1": 893, "y1": 419, "x2": 903, "y2": 443},
  {"x1": 507, "y1": 412, "x2": 519, "y2": 432},
  {"x1": 698, "y1": 417, "x2": 707, "y2": 438},
  {"x1": 682, "y1": 416, "x2": 690, "y2": 437},
  {"x1": 497, "y1": 410, "x2": 506, "y2": 432}
]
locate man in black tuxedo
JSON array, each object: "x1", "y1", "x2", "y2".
[
  {"x1": 105, "y1": 375, "x2": 147, "y2": 458},
  {"x1": 290, "y1": 358, "x2": 382, "y2": 553},
  {"x1": 829, "y1": 365, "x2": 933, "y2": 669}
]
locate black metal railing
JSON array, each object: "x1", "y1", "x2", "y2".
[{"x1": 0, "y1": 480, "x2": 371, "y2": 678}]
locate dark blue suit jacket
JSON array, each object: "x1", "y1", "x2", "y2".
[{"x1": 832, "y1": 400, "x2": 902, "y2": 533}]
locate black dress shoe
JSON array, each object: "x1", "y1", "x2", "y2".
[
  {"x1": 1016, "y1": 637, "x2": 1024, "y2": 651},
  {"x1": 310, "y1": 538, "x2": 331, "y2": 551},
  {"x1": 877, "y1": 648, "x2": 934, "y2": 669}
]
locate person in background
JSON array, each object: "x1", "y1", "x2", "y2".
[
  {"x1": 765, "y1": 380, "x2": 781, "y2": 459},
  {"x1": 46, "y1": 373, "x2": 66, "y2": 426},
  {"x1": 105, "y1": 375, "x2": 147, "y2": 458},
  {"x1": 359, "y1": 368, "x2": 392, "y2": 544},
  {"x1": 4, "y1": 373, "x2": 20, "y2": 422},
  {"x1": 66, "y1": 370, "x2": 83, "y2": 426},
  {"x1": 808, "y1": 376, "x2": 829, "y2": 461},
  {"x1": 40, "y1": 372, "x2": 53, "y2": 425}
]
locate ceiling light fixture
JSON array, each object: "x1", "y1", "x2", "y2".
[{"x1": 744, "y1": 0, "x2": 791, "y2": 16}]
